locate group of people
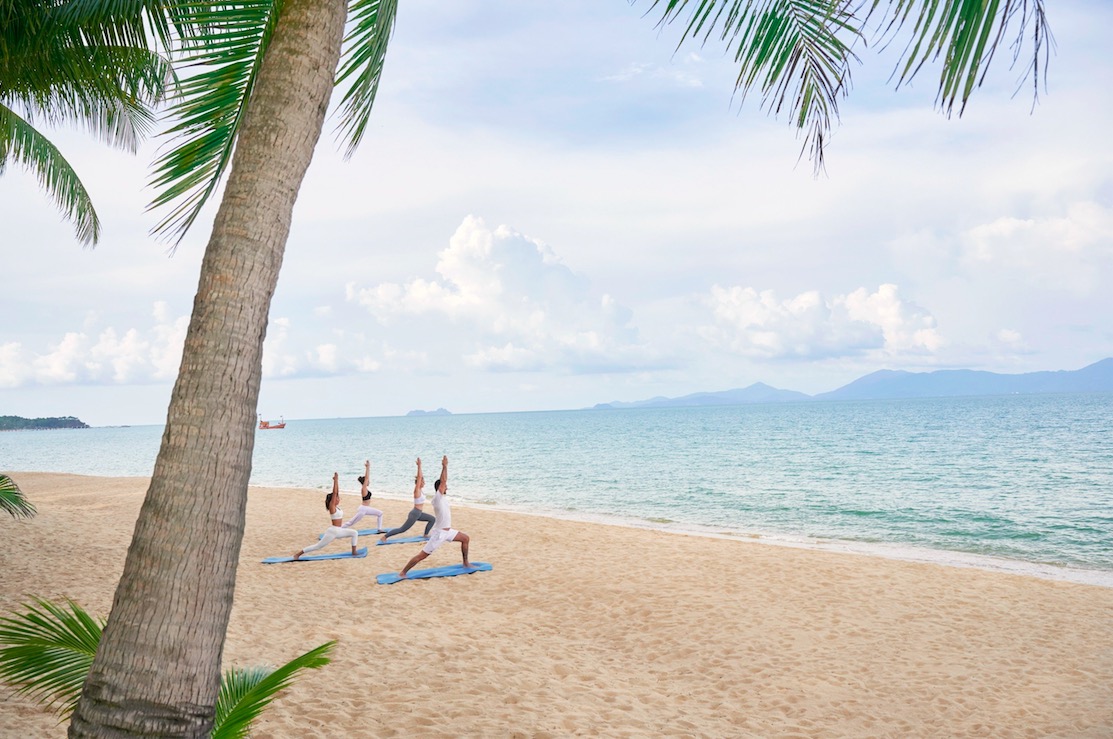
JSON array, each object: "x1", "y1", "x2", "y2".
[{"x1": 291, "y1": 455, "x2": 473, "y2": 578}]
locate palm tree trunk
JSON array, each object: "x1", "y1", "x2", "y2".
[{"x1": 69, "y1": 0, "x2": 347, "y2": 734}]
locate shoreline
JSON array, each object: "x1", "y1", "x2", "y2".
[
  {"x1": 4, "y1": 471, "x2": 1113, "y2": 737},
  {"x1": 9, "y1": 469, "x2": 1113, "y2": 590}
]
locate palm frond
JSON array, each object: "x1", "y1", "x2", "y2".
[
  {"x1": 147, "y1": 0, "x2": 280, "y2": 243},
  {"x1": 1, "y1": 0, "x2": 172, "y2": 151},
  {"x1": 47, "y1": 0, "x2": 167, "y2": 50},
  {"x1": 0, "y1": 598, "x2": 104, "y2": 717},
  {"x1": 212, "y1": 641, "x2": 334, "y2": 739},
  {"x1": 0, "y1": 105, "x2": 100, "y2": 245},
  {"x1": 5, "y1": 47, "x2": 167, "y2": 153},
  {"x1": 0, "y1": 474, "x2": 36, "y2": 519},
  {"x1": 334, "y1": 0, "x2": 398, "y2": 158},
  {"x1": 872, "y1": 0, "x2": 1051, "y2": 116},
  {"x1": 648, "y1": 0, "x2": 861, "y2": 173}
]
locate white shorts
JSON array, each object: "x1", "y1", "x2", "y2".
[{"x1": 422, "y1": 528, "x2": 459, "y2": 554}]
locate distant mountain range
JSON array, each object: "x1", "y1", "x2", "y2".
[{"x1": 591, "y1": 358, "x2": 1113, "y2": 409}]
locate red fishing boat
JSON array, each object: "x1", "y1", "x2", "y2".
[{"x1": 258, "y1": 415, "x2": 286, "y2": 430}]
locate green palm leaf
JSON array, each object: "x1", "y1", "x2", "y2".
[
  {"x1": 3, "y1": 46, "x2": 166, "y2": 154},
  {"x1": 0, "y1": 105, "x2": 101, "y2": 245},
  {"x1": 0, "y1": 474, "x2": 36, "y2": 519},
  {"x1": 212, "y1": 641, "x2": 334, "y2": 739},
  {"x1": 0, "y1": 598, "x2": 103, "y2": 717},
  {"x1": 147, "y1": 0, "x2": 279, "y2": 242},
  {"x1": 49, "y1": 0, "x2": 176, "y2": 52},
  {"x1": 0, "y1": 598, "x2": 333, "y2": 735},
  {"x1": 1, "y1": 0, "x2": 170, "y2": 150},
  {"x1": 648, "y1": 0, "x2": 861, "y2": 173},
  {"x1": 334, "y1": 0, "x2": 398, "y2": 158},
  {"x1": 0, "y1": 0, "x2": 172, "y2": 244},
  {"x1": 647, "y1": 0, "x2": 1050, "y2": 169},
  {"x1": 873, "y1": 0, "x2": 1051, "y2": 116}
]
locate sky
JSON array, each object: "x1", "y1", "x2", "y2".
[{"x1": 2, "y1": 0, "x2": 1112, "y2": 427}]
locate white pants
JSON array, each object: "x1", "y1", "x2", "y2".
[
  {"x1": 422, "y1": 528, "x2": 460, "y2": 554},
  {"x1": 344, "y1": 505, "x2": 383, "y2": 530},
  {"x1": 302, "y1": 525, "x2": 358, "y2": 554}
]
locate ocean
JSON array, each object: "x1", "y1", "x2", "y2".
[{"x1": 4, "y1": 393, "x2": 1111, "y2": 586}]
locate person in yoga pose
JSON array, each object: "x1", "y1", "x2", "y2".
[
  {"x1": 292, "y1": 472, "x2": 359, "y2": 560},
  {"x1": 343, "y1": 459, "x2": 384, "y2": 531},
  {"x1": 398, "y1": 455, "x2": 473, "y2": 578},
  {"x1": 378, "y1": 457, "x2": 435, "y2": 543}
]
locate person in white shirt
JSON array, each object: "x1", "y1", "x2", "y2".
[{"x1": 397, "y1": 456, "x2": 473, "y2": 578}]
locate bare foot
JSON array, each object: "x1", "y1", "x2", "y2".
[
  {"x1": 292, "y1": 552, "x2": 302, "y2": 561},
  {"x1": 378, "y1": 535, "x2": 388, "y2": 544},
  {"x1": 397, "y1": 571, "x2": 409, "y2": 579},
  {"x1": 462, "y1": 561, "x2": 473, "y2": 569}
]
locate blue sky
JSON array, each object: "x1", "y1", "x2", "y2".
[{"x1": 2, "y1": 0, "x2": 1112, "y2": 426}]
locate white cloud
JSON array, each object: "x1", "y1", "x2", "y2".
[
  {"x1": 348, "y1": 216, "x2": 651, "y2": 373},
  {"x1": 0, "y1": 303, "x2": 193, "y2": 388},
  {"x1": 700, "y1": 284, "x2": 942, "y2": 360},
  {"x1": 261, "y1": 317, "x2": 300, "y2": 378},
  {"x1": 88, "y1": 328, "x2": 148, "y2": 382},
  {"x1": 0, "y1": 343, "x2": 30, "y2": 388},
  {"x1": 353, "y1": 356, "x2": 382, "y2": 372},
  {"x1": 601, "y1": 60, "x2": 703, "y2": 88},
  {"x1": 464, "y1": 342, "x2": 544, "y2": 372},
  {"x1": 150, "y1": 302, "x2": 189, "y2": 379},
  {"x1": 842, "y1": 285, "x2": 943, "y2": 354},
  {"x1": 313, "y1": 343, "x2": 339, "y2": 372},
  {"x1": 958, "y1": 202, "x2": 1113, "y2": 293},
  {"x1": 381, "y1": 344, "x2": 428, "y2": 367},
  {"x1": 992, "y1": 328, "x2": 1031, "y2": 356}
]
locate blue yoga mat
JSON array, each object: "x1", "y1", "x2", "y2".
[
  {"x1": 319, "y1": 528, "x2": 384, "y2": 539},
  {"x1": 376, "y1": 536, "x2": 428, "y2": 546},
  {"x1": 262, "y1": 547, "x2": 368, "y2": 564},
  {"x1": 376, "y1": 562, "x2": 492, "y2": 584}
]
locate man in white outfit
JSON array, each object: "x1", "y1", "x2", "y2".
[{"x1": 398, "y1": 455, "x2": 472, "y2": 578}]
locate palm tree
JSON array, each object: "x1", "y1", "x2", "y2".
[
  {"x1": 65, "y1": 0, "x2": 1049, "y2": 735},
  {"x1": 70, "y1": 0, "x2": 395, "y2": 735},
  {"x1": 0, "y1": 0, "x2": 171, "y2": 245},
  {"x1": 0, "y1": 598, "x2": 333, "y2": 738},
  {"x1": 0, "y1": 474, "x2": 35, "y2": 519}
]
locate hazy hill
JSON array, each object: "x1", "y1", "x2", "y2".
[
  {"x1": 591, "y1": 359, "x2": 1113, "y2": 409},
  {"x1": 592, "y1": 382, "x2": 811, "y2": 409},
  {"x1": 816, "y1": 358, "x2": 1113, "y2": 400},
  {"x1": 0, "y1": 415, "x2": 89, "y2": 430}
]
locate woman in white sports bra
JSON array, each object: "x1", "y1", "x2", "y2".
[
  {"x1": 291, "y1": 472, "x2": 359, "y2": 560},
  {"x1": 343, "y1": 459, "x2": 384, "y2": 531},
  {"x1": 378, "y1": 457, "x2": 436, "y2": 543}
]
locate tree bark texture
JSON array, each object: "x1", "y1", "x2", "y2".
[{"x1": 69, "y1": 0, "x2": 347, "y2": 734}]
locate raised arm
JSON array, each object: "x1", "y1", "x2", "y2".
[
  {"x1": 413, "y1": 457, "x2": 423, "y2": 499},
  {"x1": 361, "y1": 459, "x2": 370, "y2": 497},
  {"x1": 329, "y1": 472, "x2": 340, "y2": 514},
  {"x1": 439, "y1": 455, "x2": 448, "y2": 491}
]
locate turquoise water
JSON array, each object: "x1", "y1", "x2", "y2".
[{"x1": 4, "y1": 394, "x2": 1111, "y2": 583}]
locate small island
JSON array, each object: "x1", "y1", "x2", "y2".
[
  {"x1": 0, "y1": 415, "x2": 90, "y2": 431},
  {"x1": 405, "y1": 408, "x2": 452, "y2": 417}
]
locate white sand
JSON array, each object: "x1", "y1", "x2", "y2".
[{"x1": 2, "y1": 472, "x2": 1111, "y2": 737}]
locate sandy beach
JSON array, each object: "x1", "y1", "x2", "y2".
[{"x1": 2, "y1": 471, "x2": 1111, "y2": 737}]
